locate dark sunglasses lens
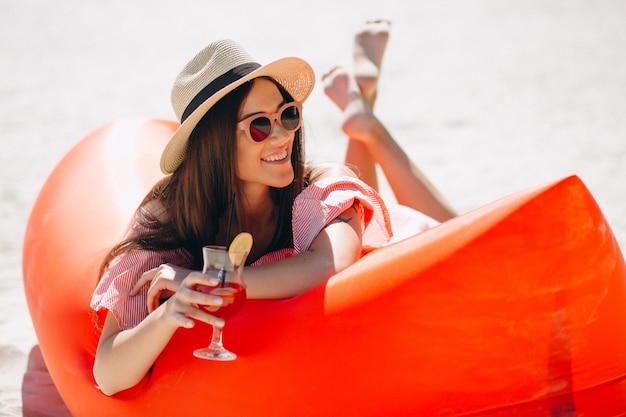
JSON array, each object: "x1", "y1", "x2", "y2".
[
  {"x1": 249, "y1": 117, "x2": 272, "y2": 142},
  {"x1": 281, "y1": 106, "x2": 300, "y2": 131}
]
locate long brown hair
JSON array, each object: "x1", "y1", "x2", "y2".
[{"x1": 99, "y1": 77, "x2": 305, "y2": 277}]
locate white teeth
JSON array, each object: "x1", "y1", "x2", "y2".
[{"x1": 262, "y1": 149, "x2": 288, "y2": 162}]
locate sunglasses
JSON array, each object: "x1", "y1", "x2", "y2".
[{"x1": 237, "y1": 102, "x2": 302, "y2": 142}]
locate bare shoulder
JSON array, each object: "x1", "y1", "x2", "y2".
[{"x1": 306, "y1": 162, "x2": 357, "y2": 184}]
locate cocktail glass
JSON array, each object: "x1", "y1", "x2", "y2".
[{"x1": 193, "y1": 245, "x2": 247, "y2": 361}]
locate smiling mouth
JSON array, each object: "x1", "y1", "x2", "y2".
[{"x1": 261, "y1": 148, "x2": 289, "y2": 162}]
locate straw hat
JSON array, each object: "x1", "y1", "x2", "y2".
[{"x1": 159, "y1": 39, "x2": 316, "y2": 174}]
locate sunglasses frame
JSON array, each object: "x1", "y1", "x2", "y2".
[{"x1": 237, "y1": 101, "x2": 303, "y2": 143}]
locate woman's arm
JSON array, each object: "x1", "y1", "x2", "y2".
[
  {"x1": 93, "y1": 271, "x2": 224, "y2": 396},
  {"x1": 245, "y1": 201, "x2": 364, "y2": 299},
  {"x1": 136, "y1": 201, "x2": 364, "y2": 304}
]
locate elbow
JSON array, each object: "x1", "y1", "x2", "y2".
[
  {"x1": 93, "y1": 357, "x2": 141, "y2": 397},
  {"x1": 331, "y1": 247, "x2": 361, "y2": 276},
  {"x1": 96, "y1": 384, "x2": 119, "y2": 397},
  {"x1": 312, "y1": 250, "x2": 358, "y2": 289},
  {"x1": 93, "y1": 357, "x2": 125, "y2": 396},
  {"x1": 93, "y1": 366, "x2": 118, "y2": 397}
]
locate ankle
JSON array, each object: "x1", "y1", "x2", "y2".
[{"x1": 342, "y1": 108, "x2": 378, "y2": 143}]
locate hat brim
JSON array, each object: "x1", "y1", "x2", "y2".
[{"x1": 160, "y1": 57, "x2": 315, "y2": 174}]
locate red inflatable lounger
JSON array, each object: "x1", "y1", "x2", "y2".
[{"x1": 23, "y1": 118, "x2": 626, "y2": 416}]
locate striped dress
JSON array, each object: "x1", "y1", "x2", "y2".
[{"x1": 90, "y1": 176, "x2": 437, "y2": 330}]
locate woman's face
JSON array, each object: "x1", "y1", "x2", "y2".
[{"x1": 235, "y1": 78, "x2": 296, "y2": 193}]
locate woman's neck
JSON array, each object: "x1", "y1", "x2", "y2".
[
  {"x1": 220, "y1": 187, "x2": 278, "y2": 260},
  {"x1": 242, "y1": 188, "x2": 277, "y2": 232}
]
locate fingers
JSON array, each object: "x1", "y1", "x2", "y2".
[
  {"x1": 183, "y1": 271, "x2": 222, "y2": 288},
  {"x1": 130, "y1": 267, "x2": 159, "y2": 296},
  {"x1": 146, "y1": 289, "x2": 174, "y2": 314},
  {"x1": 136, "y1": 264, "x2": 186, "y2": 312},
  {"x1": 131, "y1": 264, "x2": 176, "y2": 296},
  {"x1": 163, "y1": 272, "x2": 225, "y2": 328},
  {"x1": 169, "y1": 311, "x2": 198, "y2": 329}
]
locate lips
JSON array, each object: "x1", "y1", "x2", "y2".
[{"x1": 261, "y1": 148, "x2": 289, "y2": 162}]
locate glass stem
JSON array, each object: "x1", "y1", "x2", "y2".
[{"x1": 210, "y1": 325, "x2": 224, "y2": 349}]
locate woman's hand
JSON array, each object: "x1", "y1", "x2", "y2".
[
  {"x1": 95, "y1": 270, "x2": 226, "y2": 396},
  {"x1": 131, "y1": 264, "x2": 190, "y2": 313},
  {"x1": 159, "y1": 271, "x2": 226, "y2": 329},
  {"x1": 130, "y1": 264, "x2": 227, "y2": 327}
]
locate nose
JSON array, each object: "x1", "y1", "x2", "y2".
[{"x1": 268, "y1": 118, "x2": 292, "y2": 145}]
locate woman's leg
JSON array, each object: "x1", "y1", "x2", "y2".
[
  {"x1": 323, "y1": 68, "x2": 455, "y2": 221},
  {"x1": 352, "y1": 19, "x2": 390, "y2": 109},
  {"x1": 323, "y1": 20, "x2": 390, "y2": 191},
  {"x1": 323, "y1": 20, "x2": 456, "y2": 222},
  {"x1": 340, "y1": 83, "x2": 457, "y2": 222}
]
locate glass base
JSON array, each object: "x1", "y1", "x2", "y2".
[{"x1": 193, "y1": 346, "x2": 237, "y2": 361}]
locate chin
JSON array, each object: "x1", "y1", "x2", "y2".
[
  {"x1": 274, "y1": 179, "x2": 294, "y2": 189},
  {"x1": 273, "y1": 172, "x2": 295, "y2": 189}
]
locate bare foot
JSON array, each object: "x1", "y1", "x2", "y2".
[
  {"x1": 323, "y1": 65, "x2": 377, "y2": 143},
  {"x1": 322, "y1": 66, "x2": 350, "y2": 111},
  {"x1": 353, "y1": 19, "x2": 391, "y2": 108},
  {"x1": 341, "y1": 77, "x2": 378, "y2": 144}
]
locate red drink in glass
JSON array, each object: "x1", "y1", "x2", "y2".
[{"x1": 194, "y1": 282, "x2": 246, "y2": 320}]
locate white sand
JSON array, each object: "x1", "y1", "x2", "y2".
[{"x1": 1, "y1": 0, "x2": 625, "y2": 414}]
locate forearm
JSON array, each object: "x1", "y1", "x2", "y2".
[
  {"x1": 93, "y1": 306, "x2": 178, "y2": 396},
  {"x1": 245, "y1": 219, "x2": 362, "y2": 299},
  {"x1": 245, "y1": 251, "x2": 334, "y2": 299}
]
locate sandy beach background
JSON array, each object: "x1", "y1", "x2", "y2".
[{"x1": 1, "y1": 0, "x2": 625, "y2": 414}]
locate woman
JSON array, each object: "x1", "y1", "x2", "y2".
[{"x1": 91, "y1": 22, "x2": 454, "y2": 397}]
